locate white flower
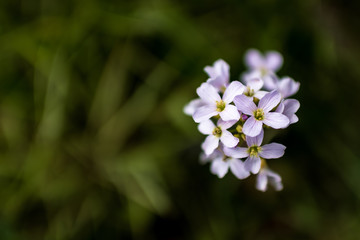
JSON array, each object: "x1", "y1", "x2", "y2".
[
  {"x1": 256, "y1": 168, "x2": 283, "y2": 192},
  {"x1": 193, "y1": 81, "x2": 245, "y2": 123},
  {"x1": 211, "y1": 157, "x2": 250, "y2": 179},
  {"x1": 204, "y1": 59, "x2": 230, "y2": 91},
  {"x1": 224, "y1": 130, "x2": 286, "y2": 174},
  {"x1": 183, "y1": 98, "x2": 205, "y2": 116},
  {"x1": 234, "y1": 91, "x2": 289, "y2": 137},
  {"x1": 198, "y1": 119, "x2": 239, "y2": 155}
]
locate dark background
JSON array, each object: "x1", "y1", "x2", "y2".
[{"x1": 0, "y1": 0, "x2": 360, "y2": 239}]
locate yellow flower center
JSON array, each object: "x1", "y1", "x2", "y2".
[
  {"x1": 212, "y1": 127, "x2": 222, "y2": 138},
  {"x1": 216, "y1": 100, "x2": 226, "y2": 112},
  {"x1": 244, "y1": 86, "x2": 255, "y2": 97},
  {"x1": 254, "y1": 108, "x2": 265, "y2": 121},
  {"x1": 248, "y1": 145, "x2": 262, "y2": 157}
]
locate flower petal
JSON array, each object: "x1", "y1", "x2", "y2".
[
  {"x1": 222, "y1": 81, "x2": 245, "y2": 103},
  {"x1": 265, "y1": 51, "x2": 283, "y2": 72},
  {"x1": 260, "y1": 143, "x2": 286, "y2": 159},
  {"x1": 278, "y1": 77, "x2": 300, "y2": 98},
  {"x1": 275, "y1": 100, "x2": 285, "y2": 113},
  {"x1": 242, "y1": 116, "x2": 263, "y2": 137},
  {"x1": 245, "y1": 49, "x2": 264, "y2": 69},
  {"x1": 283, "y1": 99, "x2": 300, "y2": 115},
  {"x1": 256, "y1": 171, "x2": 268, "y2": 192},
  {"x1": 267, "y1": 170, "x2": 283, "y2": 191},
  {"x1": 233, "y1": 95, "x2": 257, "y2": 115},
  {"x1": 246, "y1": 129, "x2": 264, "y2": 146},
  {"x1": 223, "y1": 146, "x2": 249, "y2": 158},
  {"x1": 193, "y1": 105, "x2": 218, "y2": 123},
  {"x1": 210, "y1": 159, "x2": 229, "y2": 178},
  {"x1": 229, "y1": 158, "x2": 250, "y2": 179},
  {"x1": 184, "y1": 98, "x2": 205, "y2": 116},
  {"x1": 219, "y1": 105, "x2": 240, "y2": 121},
  {"x1": 258, "y1": 91, "x2": 281, "y2": 112},
  {"x1": 263, "y1": 112, "x2": 289, "y2": 129},
  {"x1": 201, "y1": 135, "x2": 219, "y2": 155},
  {"x1": 196, "y1": 82, "x2": 221, "y2": 103},
  {"x1": 217, "y1": 119, "x2": 237, "y2": 130},
  {"x1": 198, "y1": 119, "x2": 215, "y2": 135},
  {"x1": 254, "y1": 90, "x2": 268, "y2": 100},
  {"x1": 220, "y1": 130, "x2": 239, "y2": 148},
  {"x1": 244, "y1": 155, "x2": 261, "y2": 174},
  {"x1": 247, "y1": 78, "x2": 263, "y2": 92}
]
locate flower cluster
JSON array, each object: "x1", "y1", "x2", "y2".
[{"x1": 184, "y1": 49, "x2": 300, "y2": 192}]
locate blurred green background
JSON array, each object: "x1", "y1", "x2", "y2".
[{"x1": 0, "y1": 0, "x2": 360, "y2": 239}]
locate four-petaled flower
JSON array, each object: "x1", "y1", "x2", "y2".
[
  {"x1": 193, "y1": 81, "x2": 245, "y2": 123},
  {"x1": 198, "y1": 119, "x2": 239, "y2": 155},
  {"x1": 234, "y1": 91, "x2": 289, "y2": 137},
  {"x1": 256, "y1": 167, "x2": 283, "y2": 192},
  {"x1": 204, "y1": 59, "x2": 230, "y2": 92},
  {"x1": 224, "y1": 130, "x2": 286, "y2": 174}
]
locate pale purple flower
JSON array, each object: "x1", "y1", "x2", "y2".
[
  {"x1": 264, "y1": 76, "x2": 300, "y2": 98},
  {"x1": 276, "y1": 99, "x2": 300, "y2": 125},
  {"x1": 198, "y1": 119, "x2": 239, "y2": 155},
  {"x1": 243, "y1": 49, "x2": 283, "y2": 90},
  {"x1": 183, "y1": 98, "x2": 205, "y2": 116},
  {"x1": 277, "y1": 77, "x2": 300, "y2": 99},
  {"x1": 204, "y1": 59, "x2": 230, "y2": 91},
  {"x1": 193, "y1": 81, "x2": 245, "y2": 123},
  {"x1": 224, "y1": 130, "x2": 286, "y2": 174},
  {"x1": 210, "y1": 156, "x2": 250, "y2": 179},
  {"x1": 245, "y1": 49, "x2": 283, "y2": 73},
  {"x1": 234, "y1": 91, "x2": 289, "y2": 137},
  {"x1": 242, "y1": 78, "x2": 268, "y2": 100},
  {"x1": 199, "y1": 149, "x2": 223, "y2": 164},
  {"x1": 256, "y1": 168, "x2": 283, "y2": 192}
]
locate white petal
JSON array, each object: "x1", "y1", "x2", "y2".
[
  {"x1": 254, "y1": 90, "x2": 268, "y2": 100},
  {"x1": 198, "y1": 119, "x2": 215, "y2": 135},
  {"x1": 245, "y1": 49, "x2": 264, "y2": 69},
  {"x1": 244, "y1": 156, "x2": 261, "y2": 174},
  {"x1": 219, "y1": 105, "x2": 240, "y2": 121},
  {"x1": 246, "y1": 129, "x2": 264, "y2": 146},
  {"x1": 201, "y1": 135, "x2": 219, "y2": 155},
  {"x1": 217, "y1": 119, "x2": 237, "y2": 130},
  {"x1": 262, "y1": 74, "x2": 278, "y2": 91},
  {"x1": 242, "y1": 116, "x2": 263, "y2": 137},
  {"x1": 233, "y1": 95, "x2": 257, "y2": 115},
  {"x1": 258, "y1": 91, "x2": 281, "y2": 112},
  {"x1": 220, "y1": 130, "x2": 239, "y2": 148},
  {"x1": 183, "y1": 99, "x2": 205, "y2": 116},
  {"x1": 247, "y1": 78, "x2": 263, "y2": 92},
  {"x1": 263, "y1": 112, "x2": 289, "y2": 129},
  {"x1": 256, "y1": 171, "x2": 268, "y2": 192},
  {"x1": 278, "y1": 77, "x2": 300, "y2": 98},
  {"x1": 207, "y1": 76, "x2": 225, "y2": 91},
  {"x1": 222, "y1": 81, "x2": 245, "y2": 103},
  {"x1": 275, "y1": 100, "x2": 285, "y2": 113},
  {"x1": 260, "y1": 143, "x2": 286, "y2": 159},
  {"x1": 265, "y1": 169, "x2": 283, "y2": 191},
  {"x1": 265, "y1": 51, "x2": 283, "y2": 72},
  {"x1": 283, "y1": 99, "x2": 300, "y2": 115},
  {"x1": 289, "y1": 114, "x2": 299, "y2": 124},
  {"x1": 229, "y1": 159, "x2": 250, "y2": 179},
  {"x1": 196, "y1": 82, "x2": 221, "y2": 103},
  {"x1": 193, "y1": 105, "x2": 218, "y2": 123},
  {"x1": 223, "y1": 147, "x2": 249, "y2": 159},
  {"x1": 210, "y1": 159, "x2": 229, "y2": 178}
]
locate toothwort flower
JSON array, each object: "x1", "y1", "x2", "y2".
[
  {"x1": 256, "y1": 167, "x2": 283, "y2": 192},
  {"x1": 193, "y1": 81, "x2": 244, "y2": 123},
  {"x1": 211, "y1": 155, "x2": 250, "y2": 179},
  {"x1": 198, "y1": 119, "x2": 239, "y2": 155},
  {"x1": 204, "y1": 59, "x2": 230, "y2": 92},
  {"x1": 224, "y1": 130, "x2": 286, "y2": 174},
  {"x1": 243, "y1": 49, "x2": 283, "y2": 90},
  {"x1": 234, "y1": 91, "x2": 289, "y2": 137}
]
